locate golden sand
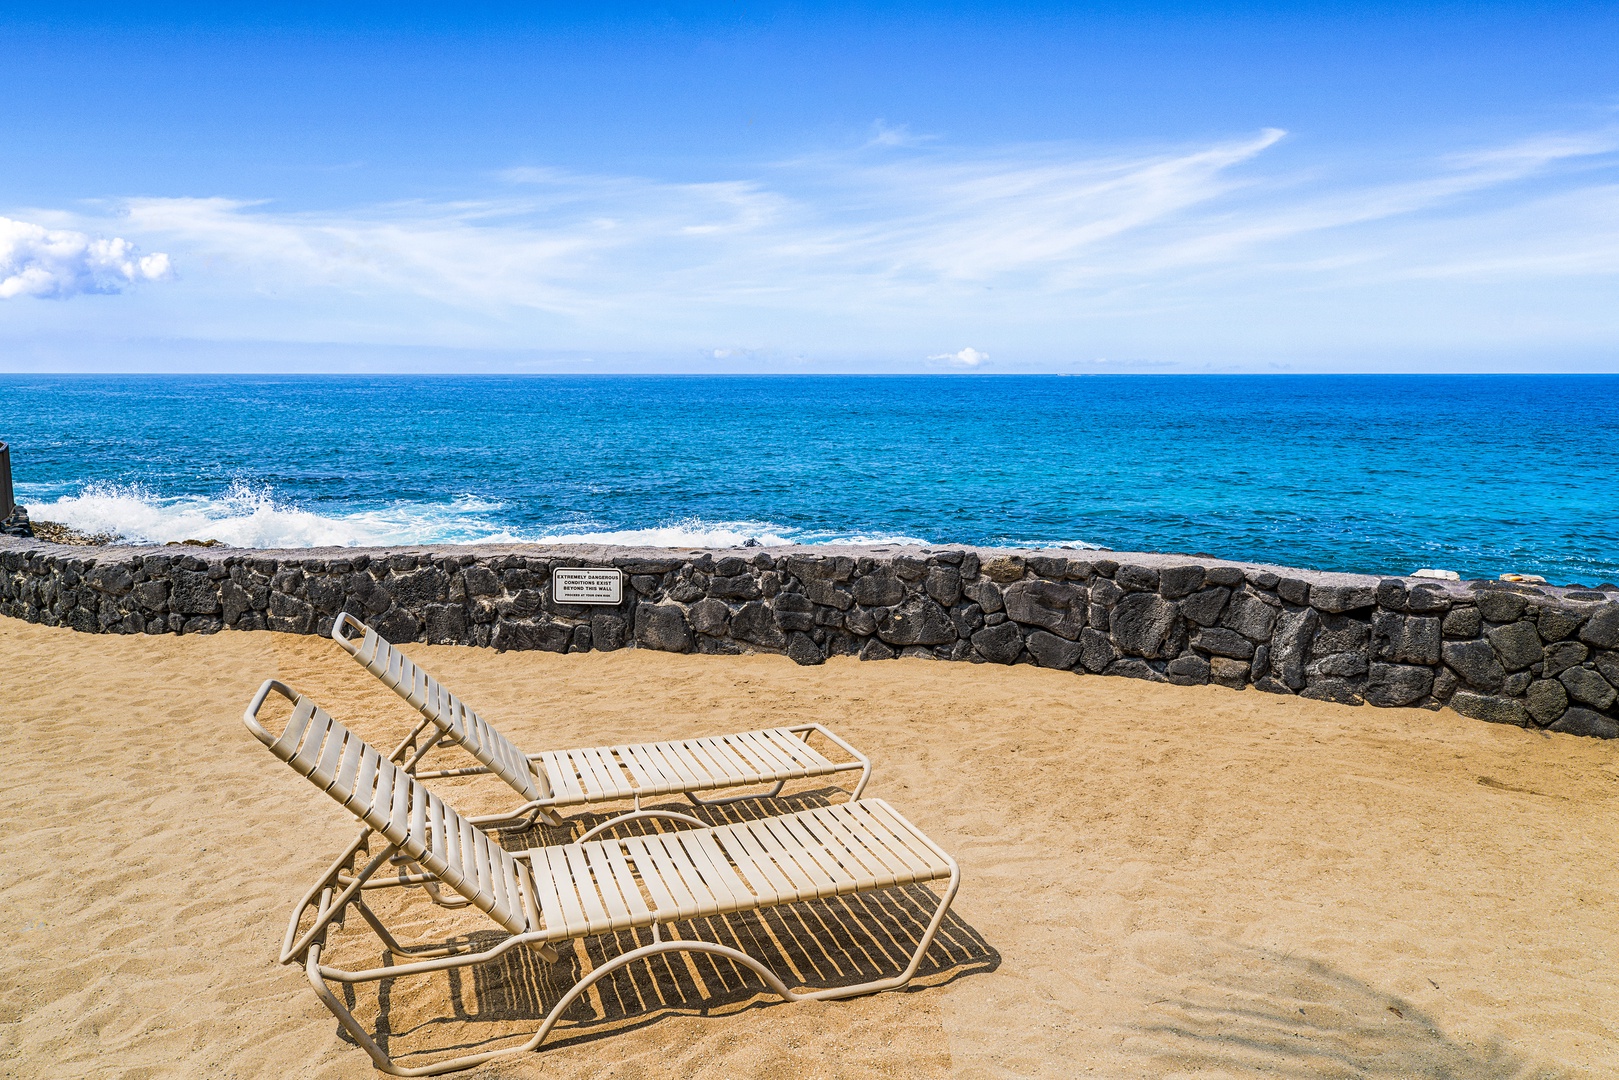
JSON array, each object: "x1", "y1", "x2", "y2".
[{"x1": 1, "y1": 617, "x2": 1617, "y2": 1078}]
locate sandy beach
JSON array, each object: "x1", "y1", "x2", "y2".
[{"x1": 2, "y1": 618, "x2": 1617, "y2": 1078}]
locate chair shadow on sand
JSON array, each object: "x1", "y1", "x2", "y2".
[
  {"x1": 338, "y1": 787, "x2": 999, "y2": 1065},
  {"x1": 1125, "y1": 940, "x2": 1567, "y2": 1080}
]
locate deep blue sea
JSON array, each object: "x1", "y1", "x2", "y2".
[{"x1": 3, "y1": 374, "x2": 1617, "y2": 585}]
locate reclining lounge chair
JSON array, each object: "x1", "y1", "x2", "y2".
[
  {"x1": 244, "y1": 679, "x2": 959, "y2": 1076},
  {"x1": 331, "y1": 612, "x2": 870, "y2": 837}
]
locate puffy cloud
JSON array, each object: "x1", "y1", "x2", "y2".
[
  {"x1": 0, "y1": 217, "x2": 172, "y2": 299},
  {"x1": 929, "y1": 347, "x2": 989, "y2": 366}
]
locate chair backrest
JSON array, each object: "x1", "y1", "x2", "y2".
[
  {"x1": 331, "y1": 613, "x2": 548, "y2": 802},
  {"x1": 244, "y1": 680, "x2": 534, "y2": 937}
]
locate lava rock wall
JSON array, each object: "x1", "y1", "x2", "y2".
[{"x1": 3, "y1": 539, "x2": 1617, "y2": 738}]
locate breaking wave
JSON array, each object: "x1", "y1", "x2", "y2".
[{"x1": 28, "y1": 482, "x2": 945, "y2": 550}]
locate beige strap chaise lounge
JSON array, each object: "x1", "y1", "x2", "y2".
[
  {"x1": 332, "y1": 611, "x2": 870, "y2": 836},
  {"x1": 244, "y1": 679, "x2": 959, "y2": 1077}
]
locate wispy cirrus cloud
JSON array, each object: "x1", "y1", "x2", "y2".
[
  {"x1": 0, "y1": 216, "x2": 171, "y2": 299},
  {"x1": 10, "y1": 123, "x2": 1619, "y2": 365}
]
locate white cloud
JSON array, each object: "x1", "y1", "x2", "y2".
[
  {"x1": 929, "y1": 346, "x2": 989, "y2": 366},
  {"x1": 7, "y1": 123, "x2": 1618, "y2": 366},
  {"x1": 0, "y1": 216, "x2": 171, "y2": 299}
]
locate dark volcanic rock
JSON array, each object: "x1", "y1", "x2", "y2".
[
  {"x1": 1486, "y1": 620, "x2": 1543, "y2": 671},
  {"x1": 171, "y1": 570, "x2": 221, "y2": 615},
  {"x1": 1371, "y1": 612, "x2": 1441, "y2": 666},
  {"x1": 1525, "y1": 679, "x2": 1569, "y2": 725},
  {"x1": 1003, "y1": 580, "x2": 1086, "y2": 640},
  {"x1": 1270, "y1": 607, "x2": 1319, "y2": 691},
  {"x1": 1442, "y1": 640, "x2": 1505, "y2": 692},
  {"x1": 1191, "y1": 626, "x2": 1255, "y2": 659},
  {"x1": 971, "y1": 621, "x2": 1024, "y2": 665},
  {"x1": 1166, "y1": 653, "x2": 1211, "y2": 685},
  {"x1": 963, "y1": 578, "x2": 1004, "y2": 614},
  {"x1": 688, "y1": 597, "x2": 731, "y2": 636},
  {"x1": 635, "y1": 603, "x2": 693, "y2": 653},
  {"x1": 1442, "y1": 607, "x2": 1482, "y2": 638},
  {"x1": 875, "y1": 596, "x2": 955, "y2": 646},
  {"x1": 1578, "y1": 605, "x2": 1619, "y2": 649},
  {"x1": 1309, "y1": 584, "x2": 1376, "y2": 613},
  {"x1": 708, "y1": 574, "x2": 761, "y2": 601},
  {"x1": 1559, "y1": 666, "x2": 1617, "y2": 710},
  {"x1": 1541, "y1": 640, "x2": 1587, "y2": 678},
  {"x1": 1025, "y1": 630, "x2": 1082, "y2": 670},
  {"x1": 924, "y1": 565, "x2": 962, "y2": 607},
  {"x1": 1115, "y1": 564, "x2": 1159, "y2": 592},
  {"x1": 851, "y1": 571, "x2": 906, "y2": 607},
  {"x1": 1301, "y1": 677, "x2": 1363, "y2": 705},
  {"x1": 786, "y1": 631, "x2": 826, "y2": 666},
  {"x1": 730, "y1": 601, "x2": 786, "y2": 649},
  {"x1": 492, "y1": 618, "x2": 571, "y2": 653},
  {"x1": 1536, "y1": 606, "x2": 1585, "y2": 642},
  {"x1": 1208, "y1": 657, "x2": 1249, "y2": 688},
  {"x1": 1079, "y1": 627, "x2": 1115, "y2": 673},
  {"x1": 1111, "y1": 592, "x2": 1179, "y2": 659},
  {"x1": 1475, "y1": 589, "x2": 1529, "y2": 624},
  {"x1": 590, "y1": 612, "x2": 626, "y2": 651},
  {"x1": 1181, "y1": 586, "x2": 1230, "y2": 628},
  {"x1": 859, "y1": 638, "x2": 897, "y2": 661},
  {"x1": 1448, "y1": 689, "x2": 1529, "y2": 727},
  {"x1": 1221, "y1": 592, "x2": 1277, "y2": 642},
  {"x1": 1364, "y1": 663, "x2": 1433, "y2": 707},
  {"x1": 1549, "y1": 707, "x2": 1619, "y2": 739},
  {"x1": 1158, "y1": 565, "x2": 1205, "y2": 600}
]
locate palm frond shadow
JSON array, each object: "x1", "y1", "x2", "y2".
[{"x1": 1127, "y1": 942, "x2": 1565, "y2": 1080}]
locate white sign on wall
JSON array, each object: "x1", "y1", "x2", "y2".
[{"x1": 551, "y1": 567, "x2": 624, "y2": 605}]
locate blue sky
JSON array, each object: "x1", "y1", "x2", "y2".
[{"x1": 2, "y1": 3, "x2": 1617, "y2": 373}]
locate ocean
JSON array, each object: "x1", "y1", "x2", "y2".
[{"x1": 3, "y1": 374, "x2": 1617, "y2": 585}]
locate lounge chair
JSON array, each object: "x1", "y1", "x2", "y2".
[
  {"x1": 331, "y1": 612, "x2": 870, "y2": 836},
  {"x1": 244, "y1": 679, "x2": 960, "y2": 1076}
]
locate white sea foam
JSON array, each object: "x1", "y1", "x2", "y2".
[{"x1": 29, "y1": 482, "x2": 937, "y2": 550}]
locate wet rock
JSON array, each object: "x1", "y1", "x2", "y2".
[
  {"x1": 1486, "y1": 620, "x2": 1543, "y2": 671},
  {"x1": 1158, "y1": 565, "x2": 1206, "y2": 600},
  {"x1": 1003, "y1": 580, "x2": 1086, "y2": 640},
  {"x1": 1364, "y1": 663, "x2": 1434, "y2": 707},
  {"x1": 1442, "y1": 606, "x2": 1482, "y2": 638},
  {"x1": 688, "y1": 597, "x2": 731, "y2": 636},
  {"x1": 1026, "y1": 630, "x2": 1082, "y2": 670},
  {"x1": 1111, "y1": 592, "x2": 1180, "y2": 659},
  {"x1": 851, "y1": 571, "x2": 906, "y2": 607},
  {"x1": 1441, "y1": 640, "x2": 1505, "y2": 692},
  {"x1": 1475, "y1": 589, "x2": 1528, "y2": 624},
  {"x1": 730, "y1": 601, "x2": 786, "y2": 649},
  {"x1": 1079, "y1": 627, "x2": 1115, "y2": 673},
  {"x1": 786, "y1": 631, "x2": 826, "y2": 666},
  {"x1": 1166, "y1": 653, "x2": 1211, "y2": 686},
  {"x1": 1191, "y1": 626, "x2": 1255, "y2": 659},
  {"x1": 634, "y1": 603, "x2": 693, "y2": 653},
  {"x1": 1559, "y1": 666, "x2": 1617, "y2": 710},
  {"x1": 924, "y1": 565, "x2": 962, "y2": 607},
  {"x1": 1208, "y1": 657, "x2": 1250, "y2": 689},
  {"x1": 1525, "y1": 679, "x2": 1568, "y2": 725},
  {"x1": 1448, "y1": 690, "x2": 1529, "y2": 727},
  {"x1": 1549, "y1": 707, "x2": 1619, "y2": 739},
  {"x1": 1221, "y1": 592, "x2": 1277, "y2": 642},
  {"x1": 1181, "y1": 586, "x2": 1231, "y2": 627},
  {"x1": 971, "y1": 621, "x2": 1024, "y2": 664}
]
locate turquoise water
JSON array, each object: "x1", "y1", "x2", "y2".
[{"x1": 3, "y1": 374, "x2": 1617, "y2": 584}]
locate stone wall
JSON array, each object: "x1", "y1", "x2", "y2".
[{"x1": 3, "y1": 537, "x2": 1618, "y2": 738}]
